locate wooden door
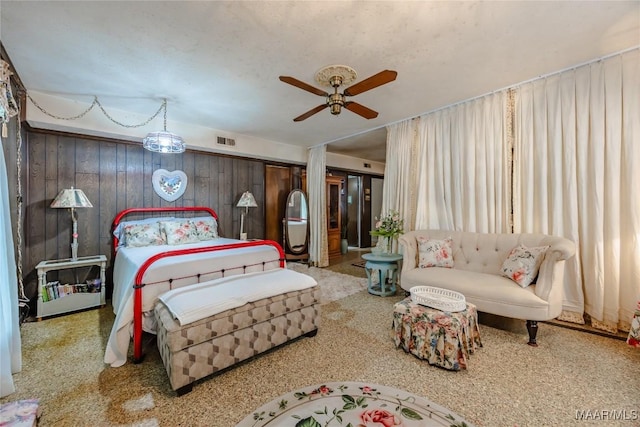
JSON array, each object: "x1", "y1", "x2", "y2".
[{"x1": 265, "y1": 165, "x2": 290, "y2": 245}]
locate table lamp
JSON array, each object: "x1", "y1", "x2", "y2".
[
  {"x1": 50, "y1": 187, "x2": 93, "y2": 260},
  {"x1": 236, "y1": 190, "x2": 257, "y2": 240}
]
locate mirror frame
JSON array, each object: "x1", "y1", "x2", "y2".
[{"x1": 283, "y1": 189, "x2": 309, "y2": 259}]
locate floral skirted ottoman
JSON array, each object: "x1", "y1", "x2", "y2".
[{"x1": 392, "y1": 297, "x2": 482, "y2": 370}]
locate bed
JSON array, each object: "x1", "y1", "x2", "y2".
[{"x1": 104, "y1": 206, "x2": 285, "y2": 367}]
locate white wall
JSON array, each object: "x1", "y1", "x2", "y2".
[{"x1": 25, "y1": 91, "x2": 385, "y2": 174}]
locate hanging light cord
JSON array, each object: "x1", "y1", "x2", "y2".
[
  {"x1": 26, "y1": 94, "x2": 167, "y2": 128},
  {"x1": 15, "y1": 105, "x2": 28, "y2": 306}
]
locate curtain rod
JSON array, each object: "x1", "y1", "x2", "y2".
[{"x1": 314, "y1": 44, "x2": 640, "y2": 150}]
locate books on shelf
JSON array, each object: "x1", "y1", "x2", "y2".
[{"x1": 42, "y1": 278, "x2": 101, "y2": 302}]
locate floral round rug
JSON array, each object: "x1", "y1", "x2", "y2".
[{"x1": 236, "y1": 381, "x2": 474, "y2": 426}]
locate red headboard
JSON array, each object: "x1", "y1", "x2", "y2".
[{"x1": 111, "y1": 206, "x2": 219, "y2": 254}]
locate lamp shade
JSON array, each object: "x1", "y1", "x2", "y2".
[
  {"x1": 142, "y1": 99, "x2": 186, "y2": 154},
  {"x1": 236, "y1": 191, "x2": 258, "y2": 208},
  {"x1": 50, "y1": 187, "x2": 93, "y2": 208},
  {"x1": 142, "y1": 131, "x2": 186, "y2": 154}
]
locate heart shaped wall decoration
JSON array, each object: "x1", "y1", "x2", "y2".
[{"x1": 152, "y1": 169, "x2": 188, "y2": 202}]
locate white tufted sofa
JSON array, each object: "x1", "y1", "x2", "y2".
[{"x1": 398, "y1": 230, "x2": 576, "y2": 346}]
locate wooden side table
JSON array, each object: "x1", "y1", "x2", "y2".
[
  {"x1": 36, "y1": 255, "x2": 107, "y2": 319},
  {"x1": 361, "y1": 253, "x2": 403, "y2": 296}
]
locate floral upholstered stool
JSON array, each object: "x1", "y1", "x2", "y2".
[{"x1": 392, "y1": 297, "x2": 482, "y2": 370}]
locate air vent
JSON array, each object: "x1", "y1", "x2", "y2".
[
  {"x1": 363, "y1": 163, "x2": 371, "y2": 168},
  {"x1": 216, "y1": 136, "x2": 236, "y2": 146}
]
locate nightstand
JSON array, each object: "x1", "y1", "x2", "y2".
[{"x1": 36, "y1": 255, "x2": 107, "y2": 319}]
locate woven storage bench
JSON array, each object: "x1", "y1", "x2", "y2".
[{"x1": 154, "y1": 269, "x2": 320, "y2": 395}]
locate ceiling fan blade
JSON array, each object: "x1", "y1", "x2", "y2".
[
  {"x1": 343, "y1": 70, "x2": 398, "y2": 96},
  {"x1": 293, "y1": 104, "x2": 329, "y2": 122},
  {"x1": 279, "y1": 76, "x2": 328, "y2": 97},
  {"x1": 344, "y1": 101, "x2": 378, "y2": 119}
]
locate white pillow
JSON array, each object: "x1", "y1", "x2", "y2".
[
  {"x1": 501, "y1": 244, "x2": 549, "y2": 288},
  {"x1": 160, "y1": 220, "x2": 200, "y2": 245},
  {"x1": 123, "y1": 223, "x2": 166, "y2": 248},
  {"x1": 417, "y1": 236, "x2": 454, "y2": 268},
  {"x1": 193, "y1": 217, "x2": 219, "y2": 240}
]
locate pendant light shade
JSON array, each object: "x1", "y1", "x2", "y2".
[
  {"x1": 143, "y1": 131, "x2": 186, "y2": 153},
  {"x1": 143, "y1": 99, "x2": 186, "y2": 153}
]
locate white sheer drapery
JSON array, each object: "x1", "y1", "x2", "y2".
[
  {"x1": 307, "y1": 145, "x2": 329, "y2": 267},
  {"x1": 414, "y1": 92, "x2": 510, "y2": 233},
  {"x1": 382, "y1": 120, "x2": 418, "y2": 242},
  {"x1": 513, "y1": 49, "x2": 640, "y2": 330},
  {"x1": 0, "y1": 136, "x2": 21, "y2": 397}
]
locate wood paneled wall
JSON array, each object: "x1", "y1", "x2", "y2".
[{"x1": 24, "y1": 129, "x2": 265, "y2": 299}]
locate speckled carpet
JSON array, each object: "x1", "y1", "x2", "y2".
[{"x1": 2, "y1": 265, "x2": 639, "y2": 426}]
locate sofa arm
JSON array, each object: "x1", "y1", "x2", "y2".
[
  {"x1": 534, "y1": 250, "x2": 564, "y2": 304},
  {"x1": 398, "y1": 234, "x2": 418, "y2": 272},
  {"x1": 548, "y1": 238, "x2": 576, "y2": 261}
]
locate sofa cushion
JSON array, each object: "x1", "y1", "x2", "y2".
[
  {"x1": 500, "y1": 244, "x2": 549, "y2": 288},
  {"x1": 417, "y1": 236, "x2": 454, "y2": 268},
  {"x1": 402, "y1": 267, "x2": 552, "y2": 320}
]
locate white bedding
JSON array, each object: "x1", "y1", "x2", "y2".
[
  {"x1": 104, "y1": 238, "x2": 282, "y2": 367},
  {"x1": 158, "y1": 268, "x2": 317, "y2": 325}
]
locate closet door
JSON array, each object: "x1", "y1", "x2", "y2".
[{"x1": 326, "y1": 175, "x2": 343, "y2": 260}]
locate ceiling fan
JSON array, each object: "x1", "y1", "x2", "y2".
[{"x1": 279, "y1": 65, "x2": 397, "y2": 122}]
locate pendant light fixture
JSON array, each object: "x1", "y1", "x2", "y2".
[{"x1": 142, "y1": 99, "x2": 186, "y2": 153}]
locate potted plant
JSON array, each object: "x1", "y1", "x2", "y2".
[{"x1": 370, "y1": 210, "x2": 404, "y2": 255}]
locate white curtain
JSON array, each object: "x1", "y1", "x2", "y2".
[
  {"x1": 513, "y1": 49, "x2": 640, "y2": 331},
  {"x1": 307, "y1": 145, "x2": 329, "y2": 267},
  {"x1": 0, "y1": 136, "x2": 21, "y2": 397},
  {"x1": 382, "y1": 120, "x2": 418, "y2": 240},
  {"x1": 414, "y1": 92, "x2": 510, "y2": 233}
]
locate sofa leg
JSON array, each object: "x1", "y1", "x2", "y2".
[{"x1": 526, "y1": 320, "x2": 539, "y2": 347}]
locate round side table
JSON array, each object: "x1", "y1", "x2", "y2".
[{"x1": 361, "y1": 252, "x2": 403, "y2": 296}]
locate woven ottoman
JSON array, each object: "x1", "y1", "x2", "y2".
[
  {"x1": 392, "y1": 297, "x2": 482, "y2": 370},
  {"x1": 154, "y1": 269, "x2": 321, "y2": 395}
]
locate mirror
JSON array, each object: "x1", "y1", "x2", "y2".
[{"x1": 283, "y1": 189, "x2": 309, "y2": 260}]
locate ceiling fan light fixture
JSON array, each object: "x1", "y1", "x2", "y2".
[{"x1": 280, "y1": 66, "x2": 396, "y2": 121}]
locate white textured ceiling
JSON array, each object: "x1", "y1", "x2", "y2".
[{"x1": 1, "y1": 1, "x2": 639, "y2": 163}]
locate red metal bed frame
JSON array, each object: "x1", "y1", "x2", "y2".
[{"x1": 112, "y1": 207, "x2": 285, "y2": 363}]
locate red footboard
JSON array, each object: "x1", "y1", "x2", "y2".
[{"x1": 132, "y1": 239, "x2": 284, "y2": 362}]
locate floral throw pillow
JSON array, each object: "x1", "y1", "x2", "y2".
[
  {"x1": 501, "y1": 244, "x2": 549, "y2": 288},
  {"x1": 123, "y1": 223, "x2": 166, "y2": 248},
  {"x1": 160, "y1": 220, "x2": 200, "y2": 245},
  {"x1": 417, "y1": 236, "x2": 454, "y2": 268},
  {"x1": 194, "y1": 217, "x2": 219, "y2": 240}
]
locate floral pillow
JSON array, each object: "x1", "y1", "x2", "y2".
[
  {"x1": 417, "y1": 236, "x2": 454, "y2": 268},
  {"x1": 113, "y1": 217, "x2": 174, "y2": 247},
  {"x1": 193, "y1": 217, "x2": 219, "y2": 240},
  {"x1": 160, "y1": 220, "x2": 200, "y2": 245},
  {"x1": 123, "y1": 223, "x2": 166, "y2": 248},
  {"x1": 501, "y1": 244, "x2": 549, "y2": 288}
]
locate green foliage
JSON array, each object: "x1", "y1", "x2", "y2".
[{"x1": 370, "y1": 210, "x2": 404, "y2": 238}]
